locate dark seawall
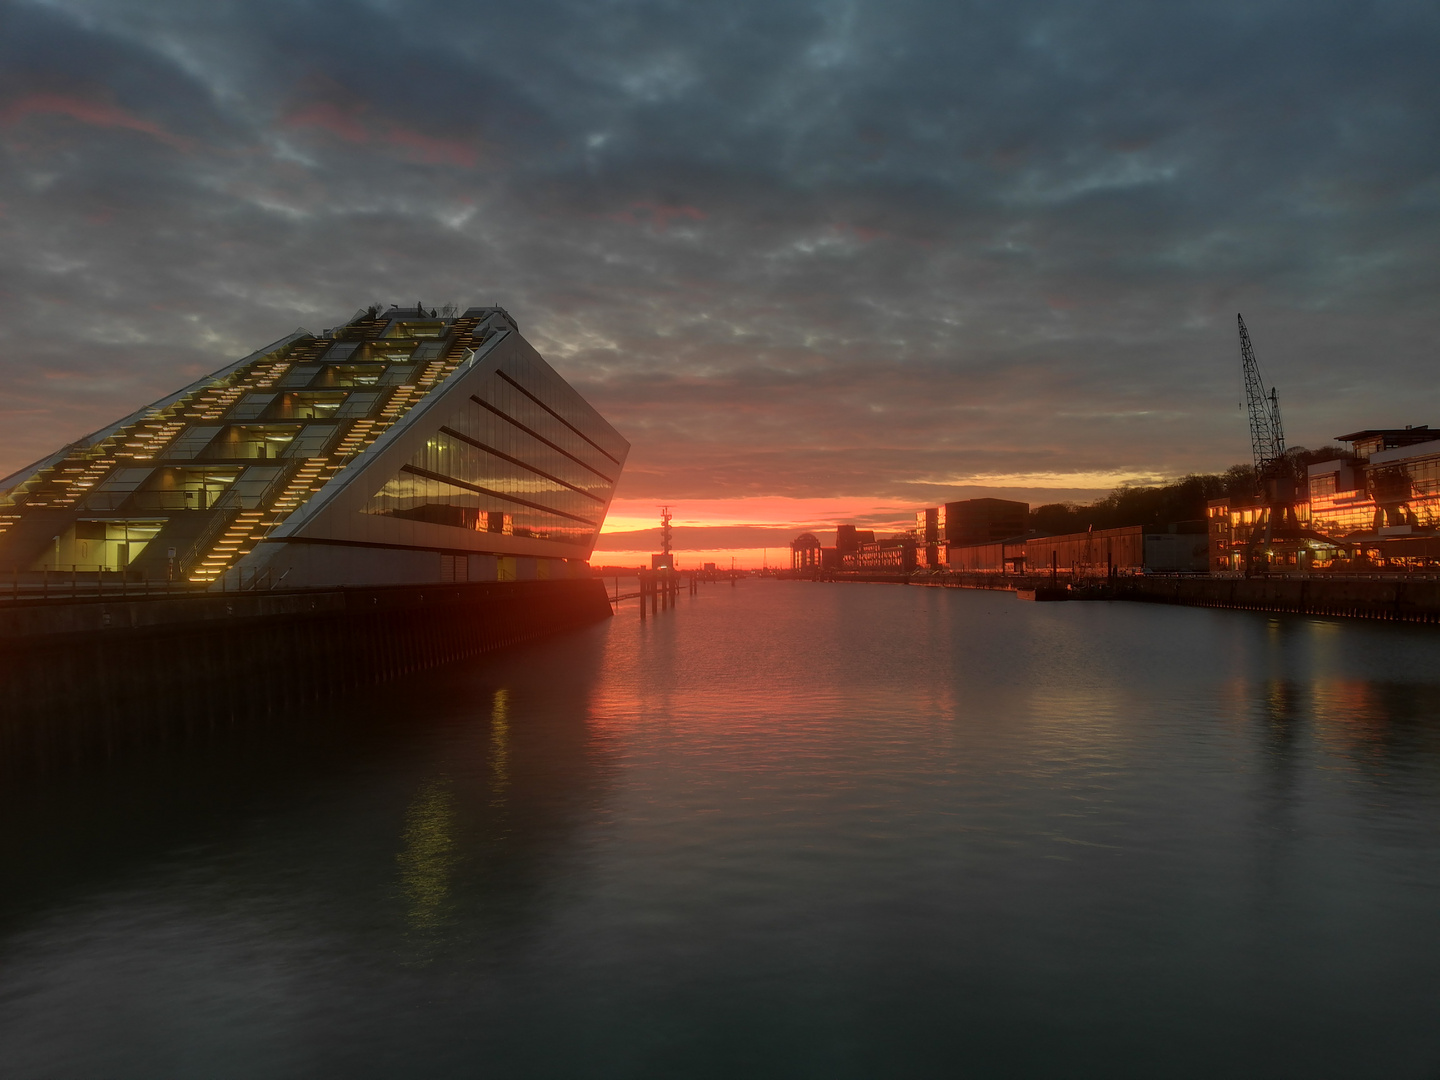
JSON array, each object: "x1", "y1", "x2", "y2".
[
  {"x1": 813, "y1": 571, "x2": 1440, "y2": 624},
  {"x1": 1112, "y1": 575, "x2": 1440, "y2": 624},
  {"x1": 0, "y1": 578, "x2": 614, "y2": 762}
]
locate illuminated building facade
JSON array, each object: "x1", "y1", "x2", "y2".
[
  {"x1": 915, "y1": 507, "x2": 945, "y2": 569},
  {"x1": 843, "y1": 537, "x2": 917, "y2": 573},
  {"x1": 909, "y1": 498, "x2": 1030, "y2": 570},
  {"x1": 0, "y1": 305, "x2": 628, "y2": 588},
  {"x1": 1209, "y1": 425, "x2": 1440, "y2": 572}
]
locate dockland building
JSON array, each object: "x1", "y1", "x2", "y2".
[
  {"x1": 794, "y1": 496, "x2": 1208, "y2": 577},
  {"x1": 0, "y1": 305, "x2": 628, "y2": 588},
  {"x1": 1209, "y1": 425, "x2": 1440, "y2": 573}
]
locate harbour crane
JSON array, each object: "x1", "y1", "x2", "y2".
[
  {"x1": 1240, "y1": 314, "x2": 1286, "y2": 486},
  {"x1": 1237, "y1": 314, "x2": 1299, "y2": 571}
]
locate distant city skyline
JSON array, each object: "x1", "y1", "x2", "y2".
[{"x1": 4, "y1": 0, "x2": 1438, "y2": 565}]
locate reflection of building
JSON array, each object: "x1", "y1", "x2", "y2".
[
  {"x1": 0, "y1": 305, "x2": 629, "y2": 587},
  {"x1": 1210, "y1": 425, "x2": 1440, "y2": 573}
]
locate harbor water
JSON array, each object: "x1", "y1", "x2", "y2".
[{"x1": 3, "y1": 581, "x2": 1440, "y2": 1077}]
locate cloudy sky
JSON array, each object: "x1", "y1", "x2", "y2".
[{"x1": 2, "y1": 0, "x2": 1438, "y2": 559}]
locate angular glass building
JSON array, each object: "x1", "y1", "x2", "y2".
[{"x1": 0, "y1": 306, "x2": 628, "y2": 588}]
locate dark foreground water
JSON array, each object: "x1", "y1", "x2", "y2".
[{"x1": 4, "y1": 582, "x2": 1440, "y2": 1078}]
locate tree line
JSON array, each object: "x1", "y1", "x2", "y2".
[{"x1": 1029, "y1": 446, "x2": 1350, "y2": 534}]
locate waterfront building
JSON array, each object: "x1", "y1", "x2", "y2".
[
  {"x1": 914, "y1": 507, "x2": 944, "y2": 570},
  {"x1": 945, "y1": 526, "x2": 1206, "y2": 576},
  {"x1": 1209, "y1": 425, "x2": 1440, "y2": 572},
  {"x1": 944, "y1": 498, "x2": 1028, "y2": 545},
  {"x1": 0, "y1": 305, "x2": 629, "y2": 588},
  {"x1": 946, "y1": 537, "x2": 1030, "y2": 574},
  {"x1": 843, "y1": 537, "x2": 917, "y2": 573},
  {"x1": 909, "y1": 499, "x2": 1027, "y2": 570},
  {"x1": 1026, "y1": 526, "x2": 1207, "y2": 576},
  {"x1": 790, "y1": 533, "x2": 822, "y2": 572},
  {"x1": 835, "y1": 524, "x2": 874, "y2": 556}
]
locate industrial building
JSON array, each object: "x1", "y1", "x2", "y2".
[
  {"x1": 793, "y1": 499, "x2": 1028, "y2": 575},
  {"x1": 796, "y1": 495, "x2": 1207, "y2": 578},
  {"x1": 913, "y1": 498, "x2": 1029, "y2": 569},
  {"x1": 0, "y1": 305, "x2": 629, "y2": 588},
  {"x1": 940, "y1": 525, "x2": 1205, "y2": 576}
]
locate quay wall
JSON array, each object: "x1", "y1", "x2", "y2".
[
  {"x1": 816, "y1": 570, "x2": 1440, "y2": 624},
  {"x1": 1113, "y1": 575, "x2": 1440, "y2": 624},
  {"x1": 0, "y1": 578, "x2": 613, "y2": 761},
  {"x1": 817, "y1": 572, "x2": 1059, "y2": 591}
]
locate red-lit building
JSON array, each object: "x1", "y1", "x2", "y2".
[
  {"x1": 1209, "y1": 425, "x2": 1440, "y2": 573},
  {"x1": 790, "y1": 532, "x2": 822, "y2": 572},
  {"x1": 843, "y1": 537, "x2": 917, "y2": 573}
]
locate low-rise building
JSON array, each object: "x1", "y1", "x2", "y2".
[
  {"x1": 946, "y1": 537, "x2": 1029, "y2": 573},
  {"x1": 842, "y1": 536, "x2": 917, "y2": 573},
  {"x1": 1012, "y1": 526, "x2": 1207, "y2": 576}
]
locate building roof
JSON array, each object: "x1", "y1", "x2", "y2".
[{"x1": 1336, "y1": 426, "x2": 1432, "y2": 444}]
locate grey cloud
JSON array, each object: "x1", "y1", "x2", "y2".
[{"x1": 1, "y1": 0, "x2": 1438, "y2": 504}]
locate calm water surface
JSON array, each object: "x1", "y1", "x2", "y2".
[{"x1": 4, "y1": 582, "x2": 1440, "y2": 1078}]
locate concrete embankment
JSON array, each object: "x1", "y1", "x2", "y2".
[{"x1": 0, "y1": 578, "x2": 613, "y2": 760}]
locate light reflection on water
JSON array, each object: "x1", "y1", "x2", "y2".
[{"x1": 3, "y1": 582, "x2": 1440, "y2": 1078}]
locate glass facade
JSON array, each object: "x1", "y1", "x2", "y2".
[
  {"x1": 360, "y1": 354, "x2": 623, "y2": 550},
  {"x1": 1210, "y1": 434, "x2": 1440, "y2": 572},
  {"x1": 0, "y1": 305, "x2": 628, "y2": 584}
]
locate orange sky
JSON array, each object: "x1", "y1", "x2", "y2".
[
  {"x1": 599, "y1": 496, "x2": 928, "y2": 569},
  {"x1": 600, "y1": 496, "x2": 919, "y2": 536},
  {"x1": 592, "y1": 548, "x2": 786, "y2": 571}
]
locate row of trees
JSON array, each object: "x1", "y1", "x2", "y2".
[{"x1": 1030, "y1": 446, "x2": 1350, "y2": 534}]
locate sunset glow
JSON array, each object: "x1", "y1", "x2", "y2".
[{"x1": 600, "y1": 497, "x2": 923, "y2": 535}]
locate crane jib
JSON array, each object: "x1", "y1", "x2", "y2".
[{"x1": 1238, "y1": 313, "x2": 1286, "y2": 481}]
